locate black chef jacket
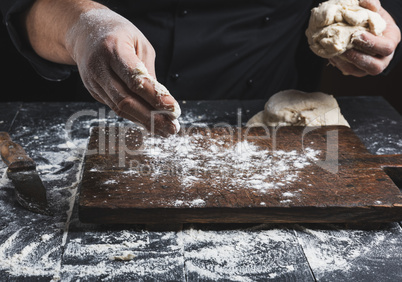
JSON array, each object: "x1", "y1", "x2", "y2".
[{"x1": 1, "y1": 0, "x2": 402, "y2": 100}]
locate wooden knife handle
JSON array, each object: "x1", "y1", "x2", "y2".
[
  {"x1": 0, "y1": 132, "x2": 36, "y2": 171},
  {"x1": 0, "y1": 132, "x2": 11, "y2": 144}
]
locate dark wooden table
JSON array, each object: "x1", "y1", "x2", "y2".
[{"x1": 0, "y1": 97, "x2": 401, "y2": 281}]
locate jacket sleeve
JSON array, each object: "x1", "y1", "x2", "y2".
[
  {"x1": 0, "y1": 0, "x2": 75, "y2": 81},
  {"x1": 380, "y1": 0, "x2": 402, "y2": 74}
]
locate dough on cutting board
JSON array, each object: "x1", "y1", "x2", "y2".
[
  {"x1": 246, "y1": 90, "x2": 349, "y2": 127},
  {"x1": 306, "y1": 0, "x2": 386, "y2": 58}
]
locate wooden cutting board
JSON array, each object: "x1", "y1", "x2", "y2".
[{"x1": 79, "y1": 126, "x2": 402, "y2": 224}]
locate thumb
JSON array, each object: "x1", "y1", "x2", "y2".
[{"x1": 359, "y1": 0, "x2": 381, "y2": 12}]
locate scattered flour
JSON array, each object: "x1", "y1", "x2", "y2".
[
  {"x1": 174, "y1": 198, "x2": 206, "y2": 208},
  {"x1": 179, "y1": 228, "x2": 304, "y2": 281},
  {"x1": 104, "y1": 179, "x2": 118, "y2": 185},
  {"x1": 138, "y1": 133, "x2": 320, "y2": 193},
  {"x1": 41, "y1": 234, "x2": 53, "y2": 242},
  {"x1": 56, "y1": 227, "x2": 307, "y2": 281},
  {"x1": 352, "y1": 117, "x2": 402, "y2": 155},
  {"x1": 282, "y1": 192, "x2": 295, "y2": 197},
  {"x1": 0, "y1": 106, "x2": 89, "y2": 279},
  {"x1": 189, "y1": 199, "x2": 206, "y2": 207},
  {"x1": 178, "y1": 112, "x2": 208, "y2": 126},
  {"x1": 295, "y1": 225, "x2": 402, "y2": 280},
  {"x1": 0, "y1": 228, "x2": 59, "y2": 277}
]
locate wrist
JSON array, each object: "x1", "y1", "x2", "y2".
[
  {"x1": 24, "y1": 0, "x2": 106, "y2": 65},
  {"x1": 65, "y1": 8, "x2": 135, "y2": 64}
]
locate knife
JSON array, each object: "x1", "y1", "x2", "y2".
[{"x1": 0, "y1": 132, "x2": 52, "y2": 215}]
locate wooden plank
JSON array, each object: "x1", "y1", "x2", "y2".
[{"x1": 79, "y1": 126, "x2": 402, "y2": 224}]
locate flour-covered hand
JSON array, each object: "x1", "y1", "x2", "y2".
[
  {"x1": 65, "y1": 8, "x2": 180, "y2": 135},
  {"x1": 330, "y1": 0, "x2": 401, "y2": 76}
]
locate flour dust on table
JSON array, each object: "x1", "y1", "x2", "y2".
[
  {"x1": 295, "y1": 223, "x2": 402, "y2": 281},
  {"x1": 59, "y1": 224, "x2": 312, "y2": 281},
  {"x1": 0, "y1": 104, "x2": 94, "y2": 279}
]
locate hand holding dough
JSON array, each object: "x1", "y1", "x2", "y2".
[
  {"x1": 306, "y1": 0, "x2": 386, "y2": 59},
  {"x1": 246, "y1": 90, "x2": 349, "y2": 127},
  {"x1": 329, "y1": 0, "x2": 401, "y2": 77}
]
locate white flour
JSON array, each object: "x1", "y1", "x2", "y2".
[
  {"x1": 295, "y1": 224, "x2": 402, "y2": 280},
  {"x1": 0, "y1": 114, "x2": 87, "y2": 279},
  {"x1": 352, "y1": 117, "x2": 402, "y2": 155},
  {"x1": 174, "y1": 199, "x2": 206, "y2": 207},
  {"x1": 139, "y1": 133, "x2": 320, "y2": 194},
  {"x1": 179, "y1": 228, "x2": 302, "y2": 281},
  {"x1": 0, "y1": 228, "x2": 59, "y2": 277},
  {"x1": 57, "y1": 227, "x2": 305, "y2": 281},
  {"x1": 178, "y1": 112, "x2": 208, "y2": 126}
]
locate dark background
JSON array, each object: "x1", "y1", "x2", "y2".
[
  {"x1": 320, "y1": 58, "x2": 402, "y2": 115},
  {"x1": 0, "y1": 21, "x2": 87, "y2": 102},
  {"x1": 1, "y1": 21, "x2": 401, "y2": 114}
]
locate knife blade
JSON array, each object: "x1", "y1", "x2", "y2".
[{"x1": 0, "y1": 132, "x2": 52, "y2": 215}]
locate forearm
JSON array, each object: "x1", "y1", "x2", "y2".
[{"x1": 23, "y1": 0, "x2": 105, "y2": 65}]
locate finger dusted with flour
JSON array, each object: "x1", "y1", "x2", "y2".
[{"x1": 130, "y1": 62, "x2": 181, "y2": 120}]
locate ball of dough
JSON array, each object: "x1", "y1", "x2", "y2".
[
  {"x1": 306, "y1": 0, "x2": 386, "y2": 58},
  {"x1": 246, "y1": 90, "x2": 350, "y2": 127}
]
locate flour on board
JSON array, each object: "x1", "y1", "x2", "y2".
[{"x1": 138, "y1": 133, "x2": 320, "y2": 193}]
